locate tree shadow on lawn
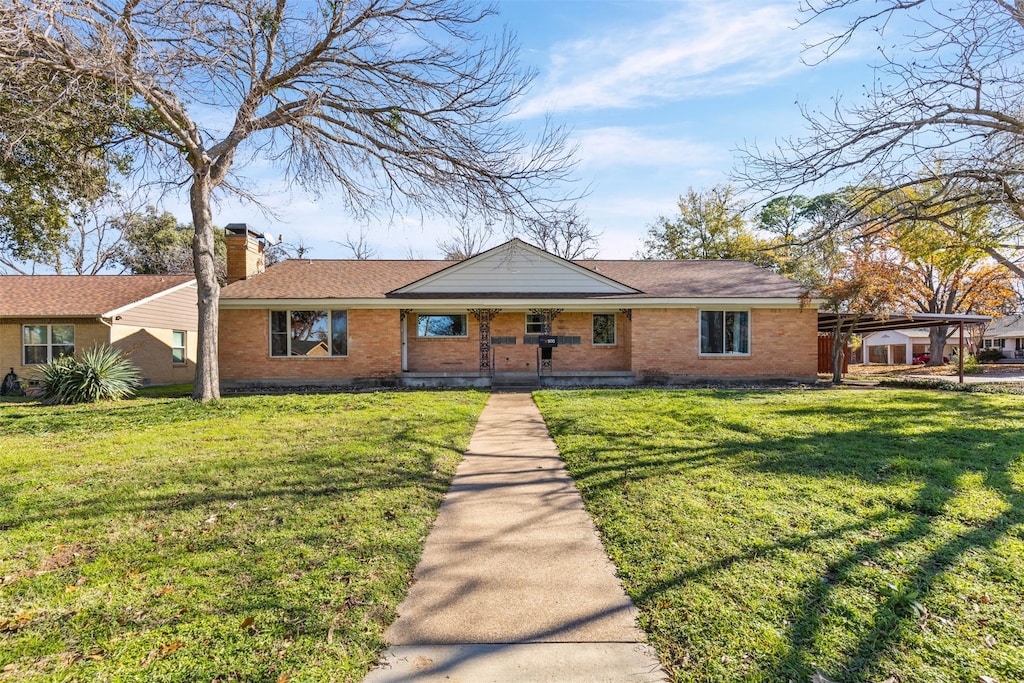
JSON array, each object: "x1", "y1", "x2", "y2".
[
  {"x1": 0, "y1": 424, "x2": 461, "y2": 531},
  {"x1": 545, "y1": 391, "x2": 1024, "y2": 681},
  {"x1": 731, "y1": 418, "x2": 1023, "y2": 680},
  {"x1": 0, "y1": 422, "x2": 472, "y2": 681}
]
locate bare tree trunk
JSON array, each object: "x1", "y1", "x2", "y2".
[
  {"x1": 190, "y1": 168, "x2": 220, "y2": 402},
  {"x1": 927, "y1": 325, "x2": 948, "y2": 366},
  {"x1": 830, "y1": 322, "x2": 847, "y2": 384}
]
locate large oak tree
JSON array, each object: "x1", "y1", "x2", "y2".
[{"x1": 1, "y1": 0, "x2": 577, "y2": 400}]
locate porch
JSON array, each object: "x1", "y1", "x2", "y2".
[{"x1": 401, "y1": 309, "x2": 633, "y2": 378}]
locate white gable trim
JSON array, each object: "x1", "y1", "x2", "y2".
[{"x1": 389, "y1": 239, "x2": 640, "y2": 295}]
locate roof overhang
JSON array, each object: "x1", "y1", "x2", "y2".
[
  {"x1": 818, "y1": 312, "x2": 991, "y2": 334},
  {"x1": 221, "y1": 297, "x2": 815, "y2": 311}
]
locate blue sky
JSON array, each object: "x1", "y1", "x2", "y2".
[{"x1": 198, "y1": 0, "x2": 878, "y2": 259}]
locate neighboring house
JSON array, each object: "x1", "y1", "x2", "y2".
[
  {"x1": 0, "y1": 275, "x2": 198, "y2": 386},
  {"x1": 218, "y1": 226, "x2": 820, "y2": 388},
  {"x1": 981, "y1": 314, "x2": 1024, "y2": 359},
  {"x1": 855, "y1": 328, "x2": 956, "y2": 365}
]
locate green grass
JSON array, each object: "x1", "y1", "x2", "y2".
[
  {"x1": 0, "y1": 390, "x2": 487, "y2": 682},
  {"x1": 534, "y1": 389, "x2": 1024, "y2": 683}
]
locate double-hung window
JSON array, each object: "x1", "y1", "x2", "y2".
[
  {"x1": 592, "y1": 313, "x2": 616, "y2": 345},
  {"x1": 700, "y1": 311, "x2": 749, "y2": 355},
  {"x1": 171, "y1": 330, "x2": 187, "y2": 365},
  {"x1": 23, "y1": 324, "x2": 75, "y2": 365},
  {"x1": 417, "y1": 314, "x2": 468, "y2": 337},
  {"x1": 270, "y1": 310, "x2": 348, "y2": 357}
]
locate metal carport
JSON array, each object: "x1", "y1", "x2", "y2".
[{"x1": 817, "y1": 312, "x2": 992, "y2": 383}]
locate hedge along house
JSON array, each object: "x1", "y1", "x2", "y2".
[
  {"x1": 218, "y1": 228, "x2": 820, "y2": 389},
  {"x1": 0, "y1": 275, "x2": 198, "y2": 386}
]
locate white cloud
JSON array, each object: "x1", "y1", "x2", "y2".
[
  {"x1": 517, "y1": 1, "x2": 820, "y2": 117},
  {"x1": 573, "y1": 127, "x2": 721, "y2": 168}
]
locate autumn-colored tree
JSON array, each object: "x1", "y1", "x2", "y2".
[{"x1": 880, "y1": 187, "x2": 1020, "y2": 364}]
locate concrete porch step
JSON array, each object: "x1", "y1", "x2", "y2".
[{"x1": 490, "y1": 372, "x2": 541, "y2": 391}]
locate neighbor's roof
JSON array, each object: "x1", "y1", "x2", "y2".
[
  {"x1": 220, "y1": 258, "x2": 807, "y2": 300},
  {"x1": 0, "y1": 275, "x2": 195, "y2": 317},
  {"x1": 986, "y1": 313, "x2": 1024, "y2": 337}
]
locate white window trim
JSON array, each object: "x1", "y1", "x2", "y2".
[
  {"x1": 22, "y1": 324, "x2": 75, "y2": 365},
  {"x1": 269, "y1": 310, "x2": 349, "y2": 358},
  {"x1": 592, "y1": 313, "x2": 617, "y2": 346},
  {"x1": 416, "y1": 314, "x2": 469, "y2": 338},
  {"x1": 171, "y1": 330, "x2": 187, "y2": 365},
  {"x1": 698, "y1": 309, "x2": 751, "y2": 357},
  {"x1": 525, "y1": 313, "x2": 546, "y2": 335}
]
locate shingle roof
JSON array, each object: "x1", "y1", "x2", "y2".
[
  {"x1": 220, "y1": 258, "x2": 807, "y2": 300},
  {"x1": 987, "y1": 314, "x2": 1024, "y2": 337},
  {"x1": 577, "y1": 260, "x2": 807, "y2": 298},
  {"x1": 0, "y1": 275, "x2": 195, "y2": 317}
]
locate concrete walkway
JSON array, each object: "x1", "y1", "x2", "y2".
[{"x1": 364, "y1": 393, "x2": 666, "y2": 682}]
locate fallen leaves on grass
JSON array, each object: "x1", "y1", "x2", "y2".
[{"x1": 0, "y1": 611, "x2": 33, "y2": 632}]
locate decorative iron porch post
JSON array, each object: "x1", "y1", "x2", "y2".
[{"x1": 469, "y1": 308, "x2": 501, "y2": 373}]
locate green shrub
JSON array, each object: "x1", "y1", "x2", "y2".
[
  {"x1": 36, "y1": 344, "x2": 141, "y2": 404},
  {"x1": 976, "y1": 348, "x2": 1005, "y2": 363},
  {"x1": 962, "y1": 353, "x2": 982, "y2": 374}
]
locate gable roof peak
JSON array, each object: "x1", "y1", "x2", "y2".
[{"x1": 389, "y1": 238, "x2": 640, "y2": 296}]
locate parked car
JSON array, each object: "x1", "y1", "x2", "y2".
[{"x1": 912, "y1": 353, "x2": 949, "y2": 365}]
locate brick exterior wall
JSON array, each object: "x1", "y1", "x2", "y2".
[
  {"x1": 219, "y1": 308, "x2": 402, "y2": 382},
  {"x1": 219, "y1": 306, "x2": 817, "y2": 384},
  {"x1": 110, "y1": 325, "x2": 197, "y2": 386},
  {"x1": 0, "y1": 319, "x2": 110, "y2": 380},
  {"x1": 630, "y1": 307, "x2": 818, "y2": 380},
  {"x1": 405, "y1": 313, "x2": 481, "y2": 373}
]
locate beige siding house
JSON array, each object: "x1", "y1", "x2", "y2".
[
  {"x1": 0, "y1": 275, "x2": 198, "y2": 386},
  {"x1": 219, "y1": 229, "x2": 819, "y2": 389}
]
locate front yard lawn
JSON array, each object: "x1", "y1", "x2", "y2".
[
  {"x1": 535, "y1": 389, "x2": 1024, "y2": 683},
  {"x1": 0, "y1": 391, "x2": 487, "y2": 682}
]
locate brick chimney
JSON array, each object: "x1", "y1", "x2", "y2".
[{"x1": 224, "y1": 223, "x2": 267, "y2": 284}]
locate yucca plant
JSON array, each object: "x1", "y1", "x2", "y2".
[
  {"x1": 36, "y1": 344, "x2": 141, "y2": 404},
  {"x1": 35, "y1": 354, "x2": 78, "y2": 404}
]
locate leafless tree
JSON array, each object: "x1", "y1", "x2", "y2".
[
  {"x1": 1, "y1": 0, "x2": 578, "y2": 400},
  {"x1": 437, "y1": 222, "x2": 492, "y2": 260},
  {"x1": 265, "y1": 236, "x2": 312, "y2": 266},
  {"x1": 335, "y1": 229, "x2": 379, "y2": 260},
  {"x1": 518, "y1": 204, "x2": 601, "y2": 259},
  {"x1": 739, "y1": 0, "x2": 1024, "y2": 278}
]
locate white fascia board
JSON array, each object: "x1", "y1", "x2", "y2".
[
  {"x1": 220, "y1": 296, "x2": 818, "y2": 310},
  {"x1": 103, "y1": 279, "x2": 198, "y2": 318}
]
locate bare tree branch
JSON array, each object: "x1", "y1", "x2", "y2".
[
  {"x1": 1, "y1": 0, "x2": 581, "y2": 400},
  {"x1": 739, "y1": 0, "x2": 1024, "y2": 289}
]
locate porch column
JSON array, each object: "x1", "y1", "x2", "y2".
[
  {"x1": 469, "y1": 308, "x2": 501, "y2": 373},
  {"x1": 399, "y1": 309, "x2": 413, "y2": 372}
]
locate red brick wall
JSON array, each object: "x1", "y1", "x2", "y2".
[
  {"x1": 405, "y1": 313, "x2": 480, "y2": 373},
  {"x1": 219, "y1": 308, "x2": 401, "y2": 381},
  {"x1": 631, "y1": 307, "x2": 818, "y2": 380}
]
